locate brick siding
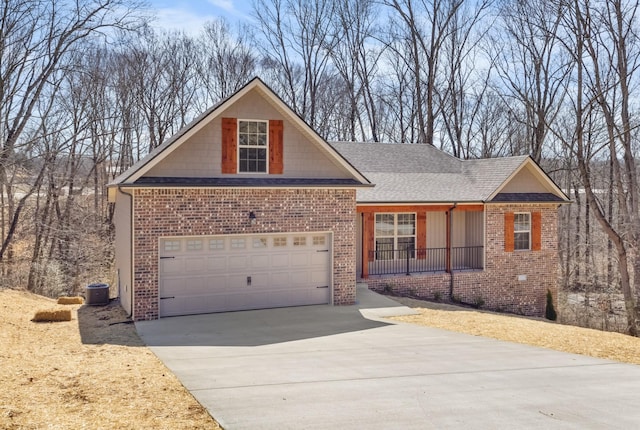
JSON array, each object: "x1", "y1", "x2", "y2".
[
  {"x1": 366, "y1": 203, "x2": 559, "y2": 317},
  {"x1": 132, "y1": 188, "x2": 357, "y2": 320}
]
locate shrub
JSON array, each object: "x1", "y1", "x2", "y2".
[
  {"x1": 545, "y1": 289, "x2": 558, "y2": 321},
  {"x1": 472, "y1": 295, "x2": 485, "y2": 309}
]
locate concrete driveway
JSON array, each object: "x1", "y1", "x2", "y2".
[{"x1": 136, "y1": 287, "x2": 640, "y2": 429}]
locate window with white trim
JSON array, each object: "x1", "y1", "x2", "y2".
[
  {"x1": 238, "y1": 120, "x2": 268, "y2": 173},
  {"x1": 186, "y1": 239, "x2": 203, "y2": 251},
  {"x1": 231, "y1": 238, "x2": 246, "y2": 249},
  {"x1": 273, "y1": 237, "x2": 287, "y2": 247},
  {"x1": 253, "y1": 238, "x2": 268, "y2": 248},
  {"x1": 209, "y1": 239, "x2": 225, "y2": 250},
  {"x1": 514, "y1": 213, "x2": 531, "y2": 251},
  {"x1": 375, "y1": 213, "x2": 416, "y2": 260},
  {"x1": 163, "y1": 240, "x2": 180, "y2": 252},
  {"x1": 293, "y1": 236, "x2": 307, "y2": 247},
  {"x1": 312, "y1": 236, "x2": 326, "y2": 246}
]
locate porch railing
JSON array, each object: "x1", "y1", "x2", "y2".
[{"x1": 367, "y1": 246, "x2": 484, "y2": 276}]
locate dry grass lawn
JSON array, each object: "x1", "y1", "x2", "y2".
[
  {"x1": 390, "y1": 296, "x2": 640, "y2": 366},
  {"x1": 0, "y1": 288, "x2": 220, "y2": 430},
  {"x1": 4, "y1": 288, "x2": 640, "y2": 429}
]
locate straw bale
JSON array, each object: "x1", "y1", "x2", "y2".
[
  {"x1": 32, "y1": 309, "x2": 72, "y2": 322},
  {"x1": 57, "y1": 296, "x2": 84, "y2": 305}
]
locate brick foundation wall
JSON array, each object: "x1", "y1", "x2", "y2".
[
  {"x1": 366, "y1": 203, "x2": 559, "y2": 317},
  {"x1": 132, "y1": 188, "x2": 356, "y2": 320}
]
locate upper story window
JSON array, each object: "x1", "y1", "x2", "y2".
[
  {"x1": 238, "y1": 120, "x2": 268, "y2": 173},
  {"x1": 514, "y1": 213, "x2": 531, "y2": 251}
]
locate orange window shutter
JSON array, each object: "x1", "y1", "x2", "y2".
[
  {"x1": 504, "y1": 212, "x2": 515, "y2": 253},
  {"x1": 269, "y1": 120, "x2": 284, "y2": 174},
  {"x1": 417, "y1": 212, "x2": 427, "y2": 259},
  {"x1": 221, "y1": 117, "x2": 237, "y2": 173},
  {"x1": 365, "y1": 213, "x2": 375, "y2": 262},
  {"x1": 532, "y1": 211, "x2": 542, "y2": 251}
]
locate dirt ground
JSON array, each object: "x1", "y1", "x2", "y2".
[
  {"x1": 0, "y1": 288, "x2": 220, "y2": 430},
  {"x1": 390, "y1": 296, "x2": 640, "y2": 366},
  {"x1": 4, "y1": 289, "x2": 640, "y2": 429}
]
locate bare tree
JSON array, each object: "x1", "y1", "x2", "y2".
[
  {"x1": 124, "y1": 28, "x2": 199, "y2": 151},
  {"x1": 491, "y1": 0, "x2": 572, "y2": 162},
  {"x1": 253, "y1": 0, "x2": 338, "y2": 128},
  {"x1": 330, "y1": 0, "x2": 383, "y2": 141},
  {"x1": 0, "y1": 0, "x2": 144, "y2": 272},
  {"x1": 552, "y1": 0, "x2": 640, "y2": 335},
  {"x1": 437, "y1": 0, "x2": 492, "y2": 158},
  {"x1": 195, "y1": 19, "x2": 256, "y2": 109},
  {"x1": 382, "y1": 0, "x2": 465, "y2": 145}
]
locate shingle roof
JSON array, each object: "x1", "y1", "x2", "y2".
[
  {"x1": 133, "y1": 177, "x2": 366, "y2": 187},
  {"x1": 492, "y1": 193, "x2": 565, "y2": 203},
  {"x1": 329, "y1": 142, "x2": 533, "y2": 203},
  {"x1": 330, "y1": 141, "x2": 462, "y2": 173}
]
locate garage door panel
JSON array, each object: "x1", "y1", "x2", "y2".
[
  {"x1": 160, "y1": 258, "x2": 184, "y2": 274},
  {"x1": 289, "y1": 270, "x2": 310, "y2": 285},
  {"x1": 247, "y1": 273, "x2": 270, "y2": 288},
  {"x1": 250, "y1": 254, "x2": 269, "y2": 269},
  {"x1": 310, "y1": 269, "x2": 330, "y2": 285},
  {"x1": 162, "y1": 276, "x2": 206, "y2": 297},
  {"x1": 311, "y1": 252, "x2": 329, "y2": 265},
  {"x1": 290, "y1": 253, "x2": 310, "y2": 267},
  {"x1": 271, "y1": 254, "x2": 290, "y2": 267},
  {"x1": 206, "y1": 275, "x2": 229, "y2": 289},
  {"x1": 185, "y1": 257, "x2": 207, "y2": 272},
  {"x1": 207, "y1": 256, "x2": 227, "y2": 270},
  {"x1": 159, "y1": 233, "x2": 332, "y2": 317},
  {"x1": 270, "y1": 271, "x2": 290, "y2": 285},
  {"x1": 311, "y1": 287, "x2": 331, "y2": 303},
  {"x1": 228, "y1": 255, "x2": 248, "y2": 269},
  {"x1": 161, "y1": 295, "x2": 225, "y2": 317},
  {"x1": 227, "y1": 274, "x2": 249, "y2": 288}
]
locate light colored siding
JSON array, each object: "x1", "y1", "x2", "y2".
[
  {"x1": 145, "y1": 88, "x2": 349, "y2": 179},
  {"x1": 452, "y1": 211, "x2": 466, "y2": 247},
  {"x1": 501, "y1": 164, "x2": 549, "y2": 193},
  {"x1": 427, "y1": 212, "x2": 446, "y2": 248},
  {"x1": 465, "y1": 211, "x2": 484, "y2": 246},
  {"x1": 114, "y1": 190, "x2": 132, "y2": 315},
  {"x1": 423, "y1": 210, "x2": 484, "y2": 248}
]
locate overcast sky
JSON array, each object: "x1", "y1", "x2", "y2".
[{"x1": 147, "y1": 0, "x2": 251, "y2": 33}]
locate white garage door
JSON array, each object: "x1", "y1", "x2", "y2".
[{"x1": 158, "y1": 232, "x2": 332, "y2": 317}]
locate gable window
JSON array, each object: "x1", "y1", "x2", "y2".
[
  {"x1": 514, "y1": 213, "x2": 531, "y2": 251},
  {"x1": 222, "y1": 118, "x2": 283, "y2": 174},
  {"x1": 238, "y1": 120, "x2": 268, "y2": 173},
  {"x1": 375, "y1": 213, "x2": 415, "y2": 260}
]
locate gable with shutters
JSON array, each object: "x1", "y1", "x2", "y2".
[{"x1": 221, "y1": 117, "x2": 284, "y2": 175}]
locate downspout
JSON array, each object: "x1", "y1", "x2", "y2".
[
  {"x1": 118, "y1": 186, "x2": 135, "y2": 319},
  {"x1": 448, "y1": 203, "x2": 457, "y2": 301}
]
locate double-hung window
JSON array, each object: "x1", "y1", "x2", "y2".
[
  {"x1": 514, "y1": 213, "x2": 531, "y2": 251},
  {"x1": 375, "y1": 213, "x2": 416, "y2": 260},
  {"x1": 238, "y1": 120, "x2": 268, "y2": 173}
]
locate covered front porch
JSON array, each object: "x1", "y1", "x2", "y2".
[{"x1": 357, "y1": 204, "x2": 485, "y2": 278}]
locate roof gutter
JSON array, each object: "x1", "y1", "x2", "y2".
[{"x1": 108, "y1": 183, "x2": 375, "y2": 189}]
